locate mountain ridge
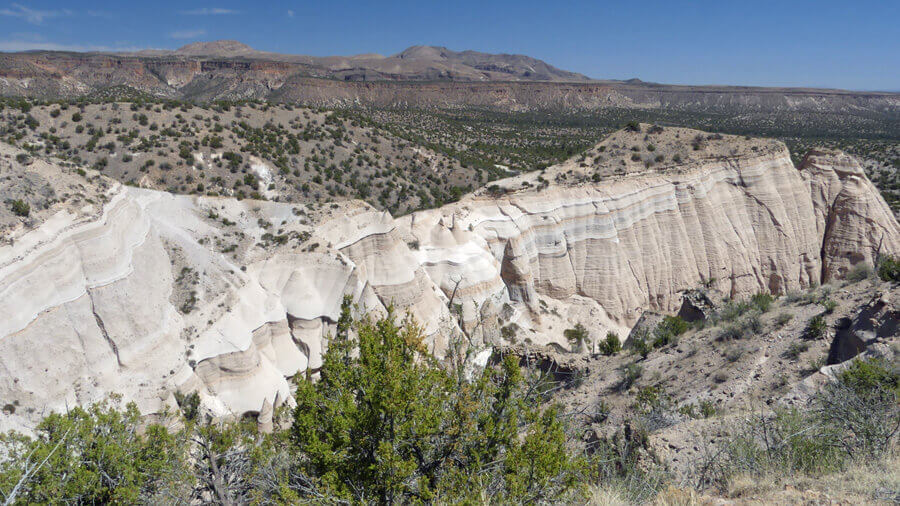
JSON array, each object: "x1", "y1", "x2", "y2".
[{"x1": 0, "y1": 40, "x2": 897, "y2": 118}]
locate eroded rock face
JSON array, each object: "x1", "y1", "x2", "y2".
[
  {"x1": 402, "y1": 145, "x2": 824, "y2": 332},
  {"x1": 801, "y1": 148, "x2": 900, "y2": 281},
  {"x1": 0, "y1": 181, "x2": 456, "y2": 431},
  {"x1": 1, "y1": 128, "x2": 898, "y2": 431}
]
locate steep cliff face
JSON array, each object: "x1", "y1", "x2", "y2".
[
  {"x1": 801, "y1": 148, "x2": 900, "y2": 280},
  {"x1": 0, "y1": 181, "x2": 454, "y2": 432},
  {"x1": 401, "y1": 148, "x2": 825, "y2": 329},
  {"x1": 1, "y1": 128, "x2": 897, "y2": 431},
  {"x1": 397, "y1": 129, "x2": 890, "y2": 335}
]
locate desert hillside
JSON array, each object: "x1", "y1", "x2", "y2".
[
  {"x1": 2, "y1": 122, "x2": 897, "y2": 429},
  {"x1": 1, "y1": 117, "x2": 898, "y2": 503}
]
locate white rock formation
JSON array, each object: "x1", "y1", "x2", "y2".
[{"x1": 1, "y1": 129, "x2": 897, "y2": 431}]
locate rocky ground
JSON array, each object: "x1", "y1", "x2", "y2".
[{"x1": 510, "y1": 275, "x2": 900, "y2": 504}]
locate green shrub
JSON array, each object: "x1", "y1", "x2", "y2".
[
  {"x1": 717, "y1": 324, "x2": 745, "y2": 341},
  {"x1": 630, "y1": 330, "x2": 653, "y2": 358},
  {"x1": 804, "y1": 314, "x2": 827, "y2": 340},
  {"x1": 699, "y1": 400, "x2": 718, "y2": 418},
  {"x1": 846, "y1": 262, "x2": 874, "y2": 282},
  {"x1": 807, "y1": 355, "x2": 826, "y2": 373},
  {"x1": 721, "y1": 408, "x2": 845, "y2": 480},
  {"x1": 0, "y1": 401, "x2": 181, "y2": 504},
  {"x1": 500, "y1": 323, "x2": 519, "y2": 341},
  {"x1": 679, "y1": 400, "x2": 718, "y2": 419},
  {"x1": 10, "y1": 199, "x2": 29, "y2": 217},
  {"x1": 598, "y1": 332, "x2": 622, "y2": 356},
  {"x1": 746, "y1": 312, "x2": 763, "y2": 334},
  {"x1": 635, "y1": 385, "x2": 665, "y2": 414},
  {"x1": 173, "y1": 391, "x2": 200, "y2": 421},
  {"x1": 564, "y1": 323, "x2": 589, "y2": 351},
  {"x1": 814, "y1": 358, "x2": 900, "y2": 460},
  {"x1": 750, "y1": 293, "x2": 774, "y2": 313},
  {"x1": 775, "y1": 312, "x2": 793, "y2": 327},
  {"x1": 836, "y1": 357, "x2": 900, "y2": 397},
  {"x1": 877, "y1": 255, "x2": 900, "y2": 282},
  {"x1": 653, "y1": 316, "x2": 688, "y2": 348},
  {"x1": 619, "y1": 363, "x2": 643, "y2": 391},
  {"x1": 783, "y1": 341, "x2": 809, "y2": 360},
  {"x1": 707, "y1": 358, "x2": 899, "y2": 490},
  {"x1": 678, "y1": 403, "x2": 697, "y2": 418},
  {"x1": 718, "y1": 300, "x2": 751, "y2": 322}
]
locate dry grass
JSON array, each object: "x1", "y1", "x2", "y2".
[
  {"x1": 589, "y1": 455, "x2": 899, "y2": 505},
  {"x1": 587, "y1": 484, "x2": 631, "y2": 506},
  {"x1": 719, "y1": 454, "x2": 899, "y2": 505}
]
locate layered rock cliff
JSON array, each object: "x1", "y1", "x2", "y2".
[{"x1": 1, "y1": 127, "x2": 897, "y2": 431}]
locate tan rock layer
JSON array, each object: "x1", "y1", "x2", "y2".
[
  {"x1": 1, "y1": 140, "x2": 897, "y2": 432},
  {"x1": 402, "y1": 147, "x2": 897, "y2": 327}
]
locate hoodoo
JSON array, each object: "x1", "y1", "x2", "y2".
[{"x1": 1, "y1": 126, "x2": 897, "y2": 431}]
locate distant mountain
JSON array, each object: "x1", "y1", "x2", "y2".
[
  {"x1": 143, "y1": 41, "x2": 591, "y2": 82},
  {"x1": 174, "y1": 40, "x2": 259, "y2": 57},
  {"x1": 0, "y1": 40, "x2": 897, "y2": 120}
]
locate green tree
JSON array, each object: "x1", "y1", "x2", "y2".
[
  {"x1": 564, "y1": 323, "x2": 589, "y2": 351},
  {"x1": 290, "y1": 307, "x2": 585, "y2": 503},
  {"x1": 0, "y1": 401, "x2": 182, "y2": 504}
]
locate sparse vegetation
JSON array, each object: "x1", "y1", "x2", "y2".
[
  {"x1": 698, "y1": 357, "x2": 900, "y2": 493},
  {"x1": 805, "y1": 314, "x2": 828, "y2": 340},
  {"x1": 564, "y1": 322, "x2": 589, "y2": 351},
  {"x1": 598, "y1": 332, "x2": 622, "y2": 356},
  {"x1": 653, "y1": 315, "x2": 688, "y2": 348},
  {"x1": 9, "y1": 199, "x2": 29, "y2": 217},
  {"x1": 878, "y1": 255, "x2": 900, "y2": 282}
]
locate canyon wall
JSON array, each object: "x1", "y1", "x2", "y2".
[
  {"x1": 1, "y1": 134, "x2": 898, "y2": 432},
  {"x1": 400, "y1": 144, "x2": 899, "y2": 333}
]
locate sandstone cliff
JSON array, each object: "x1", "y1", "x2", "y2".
[{"x1": 1, "y1": 127, "x2": 897, "y2": 431}]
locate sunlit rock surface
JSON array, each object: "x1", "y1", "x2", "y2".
[{"x1": 1, "y1": 128, "x2": 897, "y2": 431}]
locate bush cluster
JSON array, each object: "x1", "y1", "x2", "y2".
[{"x1": 697, "y1": 357, "x2": 899, "y2": 489}]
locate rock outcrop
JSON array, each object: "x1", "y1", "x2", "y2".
[
  {"x1": 802, "y1": 148, "x2": 900, "y2": 280},
  {"x1": 0, "y1": 179, "x2": 454, "y2": 432},
  {"x1": 1, "y1": 127, "x2": 897, "y2": 431},
  {"x1": 399, "y1": 129, "x2": 899, "y2": 335}
]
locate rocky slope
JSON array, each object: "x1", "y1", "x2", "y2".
[{"x1": 1, "y1": 126, "x2": 897, "y2": 432}]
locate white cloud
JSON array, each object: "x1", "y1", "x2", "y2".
[
  {"x1": 287, "y1": 9, "x2": 294, "y2": 18},
  {"x1": 168, "y1": 29, "x2": 207, "y2": 39},
  {"x1": 181, "y1": 8, "x2": 238, "y2": 15},
  {"x1": 0, "y1": 3, "x2": 72, "y2": 24}
]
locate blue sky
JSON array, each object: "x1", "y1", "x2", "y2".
[{"x1": 0, "y1": 0, "x2": 897, "y2": 90}]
